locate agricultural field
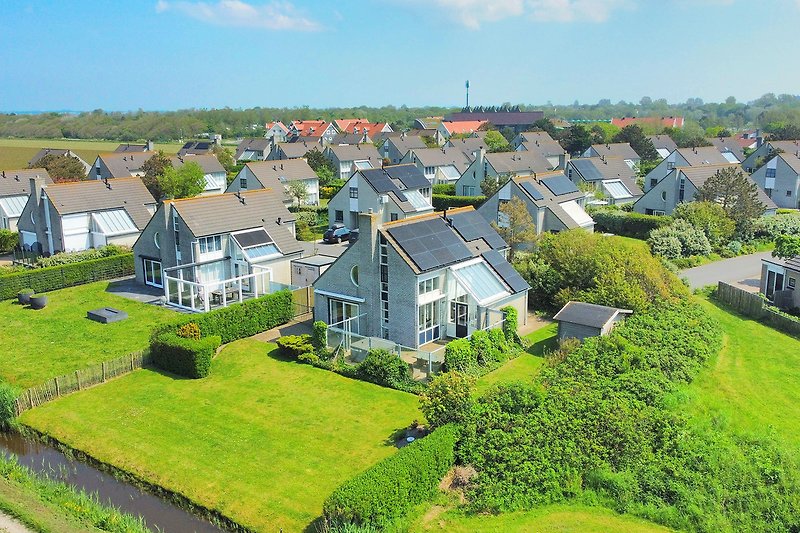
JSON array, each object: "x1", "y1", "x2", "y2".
[
  {"x1": 20, "y1": 339, "x2": 421, "y2": 532},
  {"x1": 0, "y1": 138, "x2": 183, "y2": 170},
  {"x1": 0, "y1": 281, "x2": 175, "y2": 388}
]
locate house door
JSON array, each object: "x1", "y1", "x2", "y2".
[
  {"x1": 234, "y1": 260, "x2": 251, "y2": 293},
  {"x1": 455, "y1": 302, "x2": 468, "y2": 338},
  {"x1": 766, "y1": 271, "x2": 785, "y2": 300}
]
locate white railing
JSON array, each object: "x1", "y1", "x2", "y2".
[{"x1": 164, "y1": 268, "x2": 272, "y2": 312}]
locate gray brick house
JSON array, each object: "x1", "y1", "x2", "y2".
[
  {"x1": 381, "y1": 135, "x2": 427, "y2": 165},
  {"x1": 226, "y1": 159, "x2": 320, "y2": 206},
  {"x1": 749, "y1": 151, "x2": 800, "y2": 209},
  {"x1": 740, "y1": 139, "x2": 800, "y2": 173},
  {"x1": 0, "y1": 169, "x2": 52, "y2": 231},
  {"x1": 87, "y1": 151, "x2": 155, "y2": 180},
  {"x1": 132, "y1": 188, "x2": 302, "y2": 312},
  {"x1": 400, "y1": 146, "x2": 473, "y2": 184},
  {"x1": 324, "y1": 144, "x2": 382, "y2": 180},
  {"x1": 565, "y1": 157, "x2": 642, "y2": 206},
  {"x1": 326, "y1": 164, "x2": 433, "y2": 230},
  {"x1": 643, "y1": 147, "x2": 732, "y2": 192},
  {"x1": 582, "y1": 143, "x2": 641, "y2": 166},
  {"x1": 455, "y1": 149, "x2": 555, "y2": 197},
  {"x1": 313, "y1": 207, "x2": 529, "y2": 350}
]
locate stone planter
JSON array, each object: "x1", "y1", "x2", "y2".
[
  {"x1": 29, "y1": 295, "x2": 48, "y2": 310},
  {"x1": 17, "y1": 290, "x2": 34, "y2": 305}
]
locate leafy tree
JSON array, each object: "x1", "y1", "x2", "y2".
[
  {"x1": 484, "y1": 130, "x2": 510, "y2": 152},
  {"x1": 159, "y1": 160, "x2": 206, "y2": 199},
  {"x1": 212, "y1": 145, "x2": 235, "y2": 173},
  {"x1": 695, "y1": 167, "x2": 766, "y2": 235},
  {"x1": 492, "y1": 196, "x2": 538, "y2": 260},
  {"x1": 673, "y1": 201, "x2": 735, "y2": 248},
  {"x1": 560, "y1": 125, "x2": 593, "y2": 155},
  {"x1": 419, "y1": 371, "x2": 475, "y2": 429},
  {"x1": 286, "y1": 181, "x2": 309, "y2": 206},
  {"x1": 141, "y1": 151, "x2": 173, "y2": 200},
  {"x1": 612, "y1": 124, "x2": 659, "y2": 161},
  {"x1": 31, "y1": 154, "x2": 86, "y2": 182},
  {"x1": 531, "y1": 118, "x2": 557, "y2": 138},
  {"x1": 480, "y1": 175, "x2": 502, "y2": 198},
  {"x1": 421, "y1": 135, "x2": 438, "y2": 148},
  {"x1": 773, "y1": 234, "x2": 800, "y2": 259},
  {"x1": 304, "y1": 149, "x2": 336, "y2": 187}
]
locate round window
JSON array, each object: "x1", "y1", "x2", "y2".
[
  {"x1": 154, "y1": 232, "x2": 160, "y2": 249},
  {"x1": 350, "y1": 265, "x2": 359, "y2": 286},
  {"x1": 661, "y1": 191, "x2": 667, "y2": 201}
]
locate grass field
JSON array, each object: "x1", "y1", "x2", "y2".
[
  {"x1": 474, "y1": 323, "x2": 556, "y2": 394},
  {"x1": 0, "y1": 281, "x2": 175, "y2": 388},
  {"x1": 0, "y1": 138, "x2": 183, "y2": 170},
  {"x1": 0, "y1": 478, "x2": 104, "y2": 533},
  {"x1": 410, "y1": 503, "x2": 671, "y2": 532},
  {"x1": 21, "y1": 339, "x2": 421, "y2": 532},
  {"x1": 683, "y1": 297, "x2": 800, "y2": 451}
]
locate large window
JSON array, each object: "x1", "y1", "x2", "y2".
[
  {"x1": 349, "y1": 187, "x2": 358, "y2": 199},
  {"x1": 198, "y1": 235, "x2": 222, "y2": 254},
  {"x1": 418, "y1": 299, "x2": 442, "y2": 345},
  {"x1": 143, "y1": 258, "x2": 163, "y2": 288},
  {"x1": 418, "y1": 276, "x2": 440, "y2": 295},
  {"x1": 330, "y1": 299, "x2": 359, "y2": 333},
  {"x1": 766, "y1": 168, "x2": 776, "y2": 178}
]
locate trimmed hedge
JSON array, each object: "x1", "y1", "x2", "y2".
[
  {"x1": 432, "y1": 194, "x2": 485, "y2": 210},
  {"x1": 150, "y1": 332, "x2": 221, "y2": 378},
  {"x1": 276, "y1": 334, "x2": 314, "y2": 358},
  {"x1": 0, "y1": 253, "x2": 134, "y2": 300},
  {"x1": 592, "y1": 209, "x2": 673, "y2": 239},
  {"x1": 323, "y1": 424, "x2": 458, "y2": 529}
]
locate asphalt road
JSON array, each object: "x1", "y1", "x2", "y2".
[{"x1": 680, "y1": 251, "x2": 772, "y2": 290}]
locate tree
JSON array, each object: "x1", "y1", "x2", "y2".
[
  {"x1": 286, "y1": 181, "x2": 309, "y2": 206},
  {"x1": 419, "y1": 371, "x2": 475, "y2": 429},
  {"x1": 773, "y1": 234, "x2": 800, "y2": 259},
  {"x1": 531, "y1": 118, "x2": 557, "y2": 138},
  {"x1": 32, "y1": 154, "x2": 86, "y2": 182},
  {"x1": 480, "y1": 175, "x2": 502, "y2": 198},
  {"x1": 213, "y1": 145, "x2": 235, "y2": 173},
  {"x1": 560, "y1": 125, "x2": 592, "y2": 155},
  {"x1": 695, "y1": 167, "x2": 766, "y2": 235},
  {"x1": 158, "y1": 161, "x2": 206, "y2": 199},
  {"x1": 673, "y1": 201, "x2": 735, "y2": 249},
  {"x1": 141, "y1": 151, "x2": 173, "y2": 199},
  {"x1": 612, "y1": 124, "x2": 659, "y2": 161},
  {"x1": 304, "y1": 149, "x2": 336, "y2": 187},
  {"x1": 491, "y1": 196, "x2": 538, "y2": 259},
  {"x1": 484, "y1": 130, "x2": 509, "y2": 152}
]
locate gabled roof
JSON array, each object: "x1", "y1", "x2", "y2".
[
  {"x1": 235, "y1": 138, "x2": 271, "y2": 159},
  {"x1": 611, "y1": 116, "x2": 684, "y2": 128},
  {"x1": 512, "y1": 172, "x2": 592, "y2": 230},
  {"x1": 518, "y1": 131, "x2": 557, "y2": 144},
  {"x1": 359, "y1": 165, "x2": 431, "y2": 214},
  {"x1": 677, "y1": 164, "x2": 776, "y2": 209},
  {"x1": 440, "y1": 121, "x2": 487, "y2": 135},
  {"x1": 326, "y1": 143, "x2": 381, "y2": 163},
  {"x1": 168, "y1": 189, "x2": 301, "y2": 255},
  {"x1": 589, "y1": 143, "x2": 640, "y2": 160},
  {"x1": 767, "y1": 139, "x2": 800, "y2": 154},
  {"x1": 553, "y1": 301, "x2": 632, "y2": 329},
  {"x1": 334, "y1": 120, "x2": 391, "y2": 139},
  {"x1": 409, "y1": 147, "x2": 472, "y2": 172},
  {"x1": 330, "y1": 133, "x2": 367, "y2": 145},
  {"x1": 178, "y1": 141, "x2": 215, "y2": 156},
  {"x1": 647, "y1": 135, "x2": 677, "y2": 152},
  {"x1": 114, "y1": 143, "x2": 150, "y2": 153},
  {"x1": 0, "y1": 168, "x2": 53, "y2": 197},
  {"x1": 674, "y1": 146, "x2": 731, "y2": 166},
  {"x1": 43, "y1": 177, "x2": 155, "y2": 229},
  {"x1": 570, "y1": 157, "x2": 642, "y2": 197},
  {"x1": 386, "y1": 135, "x2": 427, "y2": 156},
  {"x1": 169, "y1": 154, "x2": 225, "y2": 174},
  {"x1": 414, "y1": 117, "x2": 444, "y2": 130},
  {"x1": 487, "y1": 151, "x2": 553, "y2": 174},
  {"x1": 274, "y1": 142, "x2": 318, "y2": 159},
  {"x1": 444, "y1": 111, "x2": 544, "y2": 127},
  {"x1": 776, "y1": 151, "x2": 800, "y2": 175},
  {"x1": 246, "y1": 159, "x2": 318, "y2": 186},
  {"x1": 96, "y1": 151, "x2": 155, "y2": 177},
  {"x1": 27, "y1": 148, "x2": 81, "y2": 167},
  {"x1": 706, "y1": 137, "x2": 745, "y2": 162},
  {"x1": 290, "y1": 120, "x2": 332, "y2": 138},
  {"x1": 447, "y1": 136, "x2": 487, "y2": 158},
  {"x1": 518, "y1": 140, "x2": 565, "y2": 158},
  {"x1": 265, "y1": 121, "x2": 289, "y2": 133}
]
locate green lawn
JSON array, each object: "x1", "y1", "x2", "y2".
[
  {"x1": 410, "y1": 503, "x2": 671, "y2": 533},
  {"x1": 0, "y1": 281, "x2": 175, "y2": 388},
  {"x1": 0, "y1": 138, "x2": 183, "y2": 170},
  {"x1": 683, "y1": 298, "x2": 800, "y2": 451},
  {"x1": 0, "y1": 479, "x2": 104, "y2": 533},
  {"x1": 475, "y1": 324, "x2": 556, "y2": 394},
  {"x1": 21, "y1": 339, "x2": 421, "y2": 532}
]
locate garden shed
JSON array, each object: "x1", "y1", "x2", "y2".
[{"x1": 553, "y1": 301, "x2": 632, "y2": 341}]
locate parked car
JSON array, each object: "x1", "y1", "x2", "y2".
[
  {"x1": 323, "y1": 223, "x2": 351, "y2": 244},
  {"x1": 348, "y1": 229, "x2": 360, "y2": 244}
]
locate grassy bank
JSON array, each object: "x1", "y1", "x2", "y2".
[
  {"x1": 21, "y1": 339, "x2": 421, "y2": 531},
  {"x1": 0, "y1": 281, "x2": 175, "y2": 388}
]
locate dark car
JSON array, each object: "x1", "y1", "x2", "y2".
[{"x1": 323, "y1": 223, "x2": 351, "y2": 244}]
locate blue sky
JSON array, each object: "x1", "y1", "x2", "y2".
[{"x1": 1, "y1": 0, "x2": 799, "y2": 111}]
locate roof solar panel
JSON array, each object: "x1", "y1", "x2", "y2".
[
  {"x1": 447, "y1": 210, "x2": 507, "y2": 250},
  {"x1": 520, "y1": 181, "x2": 544, "y2": 201},
  {"x1": 387, "y1": 217, "x2": 472, "y2": 271},
  {"x1": 541, "y1": 175, "x2": 579, "y2": 196},
  {"x1": 482, "y1": 250, "x2": 529, "y2": 293},
  {"x1": 233, "y1": 228, "x2": 273, "y2": 248}
]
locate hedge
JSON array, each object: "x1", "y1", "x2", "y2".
[
  {"x1": 0, "y1": 229, "x2": 18, "y2": 253},
  {"x1": 323, "y1": 424, "x2": 458, "y2": 529},
  {"x1": 150, "y1": 332, "x2": 221, "y2": 378},
  {"x1": 0, "y1": 253, "x2": 134, "y2": 300},
  {"x1": 592, "y1": 210, "x2": 673, "y2": 239},
  {"x1": 432, "y1": 194, "x2": 485, "y2": 210}
]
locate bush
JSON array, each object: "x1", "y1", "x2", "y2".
[
  {"x1": 443, "y1": 338, "x2": 476, "y2": 374},
  {"x1": 592, "y1": 210, "x2": 673, "y2": 239},
  {"x1": 0, "y1": 229, "x2": 18, "y2": 253},
  {"x1": 432, "y1": 194, "x2": 485, "y2": 210},
  {"x1": 470, "y1": 330, "x2": 499, "y2": 365},
  {"x1": 420, "y1": 372, "x2": 475, "y2": 429},
  {"x1": 673, "y1": 201, "x2": 735, "y2": 249},
  {"x1": 34, "y1": 244, "x2": 129, "y2": 268},
  {"x1": 501, "y1": 305, "x2": 518, "y2": 343},
  {"x1": 0, "y1": 381, "x2": 18, "y2": 430},
  {"x1": 649, "y1": 219, "x2": 712, "y2": 259},
  {"x1": 648, "y1": 232, "x2": 683, "y2": 259},
  {"x1": 312, "y1": 321, "x2": 328, "y2": 354},
  {"x1": 176, "y1": 322, "x2": 201, "y2": 340},
  {"x1": 276, "y1": 334, "x2": 314, "y2": 359},
  {"x1": 753, "y1": 213, "x2": 800, "y2": 240},
  {"x1": 357, "y1": 349, "x2": 413, "y2": 389},
  {"x1": 488, "y1": 328, "x2": 509, "y2": 356},
  {"x1": 323, "y1": 424, "x2": 458, "y2": 529},
  {"x1": 150, "y1": 332, "x2": 220, "y2": 378},
  {"x1": 432, "y1": 183, "x2": 455, "y2": 195},
  {"x1": 0, "y1": 253, "x2": 135, "y2": 300}
]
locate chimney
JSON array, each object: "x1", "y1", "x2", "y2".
[
  {"x1": 29, "y1": 176, "x2": 46, "y2": 207},
  {"x1": 557, "y1": 152, "x2": 569, "y2": 170},
  {"x1": 146, "y1": 140, "x2": 154, "y2": 151},
  {"x1": 280, "y1": 163, "x2": 284, "y2": 170}
]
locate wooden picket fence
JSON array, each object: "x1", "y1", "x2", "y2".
[
  {"x1": 14, "y1": 350, "x2": 151, "y2": 416},
  {"x1": 716, "y1": 282, "x2": 800, "y2": 337}
]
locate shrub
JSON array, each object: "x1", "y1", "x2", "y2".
[
  {"x1": 0, "y1": 229, "x2": 18, "y2": 253},
  {"x1": 0, "y1": 381, "x2": 18, "y2": 430},
  {"x1": 323, "y1": 424, "x2": 458, "y2": 529},
  {"x1": 432, "y1": 194, "x2": 485, "y2": 210},
  {"x1": 673, "y1": 201, "x2": 735, "y2": 248},
  {"x1": 312, "y1": 321, "x2": 328, "y2": 354},
  {"x1": 753, "y1": 213, "x2": 800, "y2": 240},
  {"x1": 443, "y1": 338, "x2": 476, "y2": 374},
  {"x1": 0, "y1": 253, "x2": 134, "y2": 300},
  {"x1": 649, "y1": 219, "x2": 712, "y2": 259},
  {"x1": 276, "y1": 334, "x2": 314, "y2": 359},
  {"x1": 470, "y1": 330, "x2": 498, "y2": 365},
  {"x1": 34, "y1": 244, "x2": 129, "y2": 268},
  {"x1": 420, "y1": 372, "x2": 475, "y2": 429},
  {"x1": 150, "y1": 332, "x2": 220, "y2": 378},
  {"x1": 357, "y1": 349, "x2": 413, "y2": 389},
  {"x1": 432, "y1": 183, "x2": 455, "y2": 195},
  {"x1": 501, "y1": 305, "x2": 518, "y2": 343},
  {"x1": 592, "y1": 210, "x2": 673, "y2": 239},
  {"x1": 176, "y1": 322, "x2": 201, "y2": 340},
  {"x1": 488, "y1": 328, "x2": 509, "y2": 356},
  {"x1": 648, "y1": 232, "x2": 683, "y2": 259}
]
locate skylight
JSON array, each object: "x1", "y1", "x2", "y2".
[
  {"x1": 450, "y1": 260, "x2": 509, "y2": 306},
  {"x1": 404, "y1": 189, "x2": 432, "y2": 211},
  {"x1": 92, "y1": 209, "x2": 137, "y2": 235},
  {"x1": 0, "y1": 195, "x2": 28, "y2": 218},
  {"x1": 602, "y1": 179, "x2": 633, "y2": 199}
]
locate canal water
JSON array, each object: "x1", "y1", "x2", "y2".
[{"x1": 0, "y1": 431, "x2": 228, "y2": 533}]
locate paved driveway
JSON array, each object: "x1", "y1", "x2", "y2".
[{"x1": 680, "y1": 251, "x2": 772, "y2": 291}]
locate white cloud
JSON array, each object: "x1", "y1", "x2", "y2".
[
  {"x1": 418, "y1": 0, "x2": 631, "y2": 27},
  {"x1": 155, "y1": 0, "x2": 320, "y2": 31}
]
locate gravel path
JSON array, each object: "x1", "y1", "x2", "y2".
[{"x1": 0, "y1": 512, "x2": 33, "y2": 533}]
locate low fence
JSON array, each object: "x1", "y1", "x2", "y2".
[
  {"x1": 14, "y1": 350, "x2": 150, "y2": 416},
  {"x1": 716, "y1": 282, "x2": 800, "y2": 337}
]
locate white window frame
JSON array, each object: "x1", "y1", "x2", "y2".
[
  {"x1": 198, "y1": 235, "x2": 222, "y2": 255},
  {"x1": 143, "y1": 258, "x2": 163, "y2": 288}
]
